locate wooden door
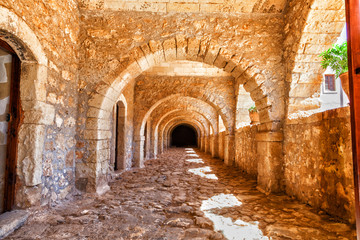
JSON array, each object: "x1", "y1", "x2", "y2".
[{"x1": 0, "y1": 40, "x2": 21, "y2": 213}]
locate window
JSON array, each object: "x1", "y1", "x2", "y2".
[{"x1": 324, "y1": 74, "x2": 336, "y2": 92}]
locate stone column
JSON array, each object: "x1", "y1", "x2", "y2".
[
  {"x1": 204, "y1": 136, "x2": 210, "y2": 153},
  {"x1": 159, "y1": 133, "x2": 163, "y2": 154},
  {"x1": 200, "y1": 136, "x2": 205, "y2": 151},
  {"x1": 224, "y1": 134, "x2": 235, "y2": 165},
  {"x1": 212, "y1": 134, "x2": 219, "y2": 158},
  {"x1": 134, "y1": 135, "x2": 145, "y2": 168},
  {"x1": 145, "y1": 119, "x2": 152, "y2": 160},
  {"x1": 212, "y1": 116, "x2": 220, "y2": 158},
  {"x1": 256, "y1": 131, "x2": 284, "y2": 193},
  {"x1": 152, "y1": 132, "x2": 158, "y2": 158}
]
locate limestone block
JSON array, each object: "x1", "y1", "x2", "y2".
[
  {"x1": 149, "y1": 40, "x2": 165, "y2": 65},
  {"x1": 243, "y1": 78, "x2": 259, "y2": 93},
  {"x1": 224, "y1": 55, "x2": 241, "y2": 73},
  {"x1": 213, "y1": 48, "x2": 231, "y2": 69},
  {"x1": 88, "y1": 94, "x2": 115, "y2": 109},
  {"x1": 176, "y1": 35, "x2": 187, "y2": 60},
  {"x1": 17, "y1": 124, "x2": 45, "y2": 186},
  {"x1": 289, "y1": 83, "x2": 320, "y2": 98},
  {"x1": 20, "y1": 63, "x2": 47, "y2": 102},
  {"x1": 86, "y1": 118, "x2": 111, "y2": 131},
  {"x1": 163, "y1": 38, "x2": 176, "y2": 62},
  {"x1": 203, "y1": 39, "x2": 221, "y2": 65},
  {"x1": 187, "y1": 37, "x2": 201, "y2": 61},
  {"x1": 200, "y1": 3, "x2": 224, "y2": 13},
  {"x1": 130, "y1": 47, "x2": 149, "y2": 71},
  {"x1": 231, "y1": 65, "x2": 246, "y2": 79},
  {"x1": 197, "y1": 38, "x2": 209, "y2": 62},
  {"x1": 167, "y1": 3, "x2": 199, "y2": 12},
  {"x1": 250, "y1": 85, "x2": 266, "y2": 102},
  {"x1": 22, "y1": 101, "x2": 55, "y2": 125},
  {"x1": 140, "y1": 43, "x2": 156, "y2": 68},
  {"x1": 87, "y1": 149, "x2": 110, "y2": 164},
  {"x1": 87, "y1": 107, "x2": 111, "y2": 119},
  {"x1": 84, "y1": 129, "x2": 112, "y2": 140},
  {"x1": 255, "y1": 97, "x2": 270, "y2": 111}
]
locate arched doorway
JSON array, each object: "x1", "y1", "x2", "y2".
[
  {"x1": 171, "y1": 124, "x2": 198, "y2": 148},
  {"x1": 0, "y1": 40, "x2": 20, "y2": 212}
]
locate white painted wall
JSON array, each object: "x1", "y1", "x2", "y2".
[{"x1": 319, "y1": 25, "x2": 349, "y2": 111}]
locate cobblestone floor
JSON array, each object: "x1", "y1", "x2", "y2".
[{"x1": 6, "y1": 148, "x2": 357, "y2": 239}]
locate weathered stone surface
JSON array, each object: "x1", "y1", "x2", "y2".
[
  {"x1": 0, "y1": 210, "x2": 29, "y2": 239},
  {"x1": 6, "y1": 149, "x2": 355, "y2": 239},
  {"x1": 284, "y1": 107, "x2": 355, "y2": 224}
]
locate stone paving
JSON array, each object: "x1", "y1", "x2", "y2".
[{"x1": 6, "y1": 148, "x2": 357, "y2": 239}]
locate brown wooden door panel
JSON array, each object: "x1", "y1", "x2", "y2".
[{"x1": 1, "y1": 40, "x2": 21, "y2": 212}]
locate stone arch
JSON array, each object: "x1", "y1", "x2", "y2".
[
  {"x1": 163, "y1": 119, "x2": 203, "y2": 151},
  {"x1": 152, "y1": 108, "x2": 213, "y2": 158},
  {"x1": 285, "y1": 0, "x2": 346, "y2": 115},
  {"x1": 161, "y1": 114, "x2": 209, "y2": 151},
  {"x1": 168, "y1": 123, "x2": 200, "y2": 148},
  {"x1": 138, "y1": 93, "x2": 229, "y2": 137},
  {"x1": 152, "y1": 110, "x2": 210, "y2": 160},
  {"x1": 86, "y1": 35, "x2": 272, "y2": 193},
  {"x1": 0, "y1": 6, "x2": 53, "y2": 207}
]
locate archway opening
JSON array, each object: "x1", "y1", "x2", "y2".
[
  {"x1": 0, "y1": 39, "x2": 21, "y2": 212},
  {"x1": 171, "y1": 124, "x2": 198, "y2": 148},
  {"x1": 114, "y1": 101, "x2": 126, "y2": 171}
]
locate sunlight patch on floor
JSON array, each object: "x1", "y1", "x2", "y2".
[
  {"x1": 186, "y1": 158, "x2": 204, "y2": 163},
  {"x1": 201, "y1": 194, "x2": 268, "y2": 240},
  {"x1": 188, "y1": 166, "x2": 218, "y2": 180},
  {"x1": 186, "y1": 153, "x2": 200, "y2": 157}
]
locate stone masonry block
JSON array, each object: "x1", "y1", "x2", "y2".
[
  {"x1": 213, "y1": 48, "x2": 232, "y2": 69},
  {"x1": 224, "y1": 55, "x2": 242, "y2": 73},
  {"x1": 176, "y1": 35, "x2": 187, "y2": 60},
  {"x1": 203, "y1": 39, "x2": 221, "y2": 65},
  {"x1": 149, "y1": 40, "x2": 165, "y2": 65},
  {"x1": 163, "y1": 38, "x2": 176, "y2": 61},
  {"x1": 187, "y1": 37, "x2": 201, "y2": 61},
  {"x1": 140, "y1": 43, "x2": 156, "y2": 67},
  {"x1": 18, "y1": 124, "x2": 45, "y2": 186},
  {"x1": 197, "y1": 38, "x2": 210, "y2": 62},
  {"x1": 130, "y1": 47, "x2": 149, "y2": 71}
]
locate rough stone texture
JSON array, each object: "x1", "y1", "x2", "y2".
[
  {"x1": 0, "y1": 0, "x2": 80, "y2": 207},
  {"x1": 284, "y1": 0, "x2": 346, "y2": 113},
  {"x1": 284, "y1": 107, "x2": 355, "y2": 224},
  {"x1": 0, "y1": 210, "x2": 29, "y2": 239},
  {"x1": 81, "y1": 0, "x2": 288, "y2": 13},
  {"x1": 5, "y1": 149, "x2": 356, "y2": 239},
  {"x1": 235, "y1": 125, "x2": 258, "y2": 177},
  {"x1": 0, "y1": 1, "x2": 355, "y2": 235}
]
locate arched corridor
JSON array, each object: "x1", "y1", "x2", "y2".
[
  {"x1": 1, "y1": 0, "x2": 360, "y2": 238},
  {"x1": 6, "y1": 149, "x2": 355, "y2": 239}
]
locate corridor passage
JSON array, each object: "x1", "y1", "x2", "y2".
[{"x1": 7, "y1": 149, "x2": 356, "y2": 239}]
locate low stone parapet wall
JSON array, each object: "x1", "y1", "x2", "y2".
[{"x1": 284, "y1": 107, "x2": 355, "y2": 224}]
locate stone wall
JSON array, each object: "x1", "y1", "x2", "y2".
[
  {"x1": 284, "y1": 107, "x2": 355, "y2": 223},
  {"x1": 1, "y1": 1, "x2": 80, "y2": 207},
  {"x1": 235, "y1": 125, "x2": 258, "y2": 177}
]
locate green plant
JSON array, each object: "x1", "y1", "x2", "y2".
[
  {"x1": 319, "y1": 42, "x2": 348, "y2": 79},
  {"x1": 248, "y1": 106, "x2": 257, "y2": 113}
]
